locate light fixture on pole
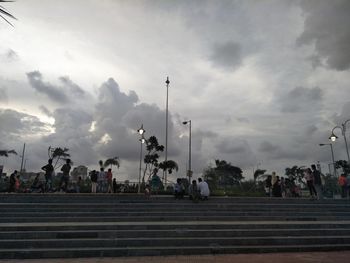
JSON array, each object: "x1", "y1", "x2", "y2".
[
  {"x1": 164, "y1": 76, "x2": 170, "y2": 187},
  {"x1": 319, "y1": 143, "x2": 336, "y2": 176},
  {"x1": 183, "y1": 120, "x2": 192, "y2": 182},
  {"x1": 137, "y1": 124, "x2": 146, "y2": 193},
  {"x1": 329, "y1": 120, "x2": 350, "y2": 164}
]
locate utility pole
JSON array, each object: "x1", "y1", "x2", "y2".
[
  {"x1": 20, "y1": 143, "x2": 26, "y2": 173},
  {"x1": 164, "y1": 76, "x2": 170, "y2": 187}
]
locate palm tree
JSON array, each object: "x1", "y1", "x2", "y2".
[
  {"x1": 253, "y1": 169, "x2": 267, "y2": 182},
  {"x1": 0, "y1": 149, "x2": 17, "y2": 157},
  {"x1": 104, "y1": 157, "x2": 120, "y2": 171},
  {"x1": 0, "y1": 0, "x2": 16, "y2": 26}
]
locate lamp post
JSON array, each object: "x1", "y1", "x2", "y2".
[
  {"x1": 183, "y1": 120, "x2": 192, "y2": 182},
  {"x1": 164, "y1": 77, "x2": 170, "y2": 187},
  {"x1": 137, "y1": 124, "x2": 145, "y2": 194},
  {"x1": 319, "y1": 143, "x2": 336, "y2": 176},
  {"x1": 329, "y1": 119, "x2": 350, "y2": 164}
]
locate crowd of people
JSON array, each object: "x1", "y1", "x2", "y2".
[
  {"x1": 265, "y1": 164, "x2": 323, "y2": 199},
  {"x1": 174, "y1": 177, "x2": 210, "y2": 202}
]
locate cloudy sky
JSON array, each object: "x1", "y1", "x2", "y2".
[{"x1": 1, "y1": 0, "x2": 350, "y2": 181}]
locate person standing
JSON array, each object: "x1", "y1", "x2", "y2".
[
  {"x1": 338, "y1": 174, "x2": 347, "y2": 198},
  {"x1": 60, "y1": 159, "x2": 71, "y2": 192},
  {"x1": 304, "y1": 168, "x2": 317, "y2": 198},
  {"x1": 112, "y1": 178, "x2": 117, "y2": 193},
  {"x1": 151, "y1": 168, "x2": 161, "y2": 195},
  {"x1": 41, "y1": 159, "x2": 54, "y2": 192},
  {"x1": 188, "y1": 180, "x2": 200, "y2": 202},
  {"x1": 8, "y1": 170, "x2": 17, "y2": 193},
  {"x1": 311, "y1": 164, "x2": 323, "y2": 200},
  {"x1": 265, "y1": 175, "x2": 272, "y2": 197},
  {"x1": 90, "y1": 170, "x2": 98, "y2": 193},
  {"x1": 98, "y1": 167, "x2": 106, "y2": 193},
  {"x1": 198, "y1": 177, "x2": 210, "y2": 200},
  {"x1": 106, "y1": 168, "x2": 113, "y2": 193}
]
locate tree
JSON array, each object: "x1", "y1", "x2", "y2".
[
  {"x1": 203, "y1": 159, "x2": 244, "y2": 190},
  {"x1": 285, "y1": 165, "x2": 306, "y2": 186},
  {"x1": 48, "y1": 146, "x2": 70, "y2": 169},
  {"x1": 335, "y1": 160, "x2": 350, "y2": 175},
  {"x1": 159, "y1": 160, "x2": 179, "y2": 175},
  {"x1": 142, "y1": 135, "x2": 178, "y2": 183},
  {"x1": 104, "y1": 157, "x2": 120, "y2": 170},
  {"x1": 0, "y1": 0, "x2": 16, "y2": 26},
  {"x1": 142, "y1": 136, "x2": 164, "y2": 183},
  {"x1": 98, "y1": 157, "x2": 120, "y2": 171},
  {"x1": 0, "y1": 149, "x2": 17, "y2": 157},
  {"x1": 253, "y1": 169, "x2": 267, "y2": 182}
]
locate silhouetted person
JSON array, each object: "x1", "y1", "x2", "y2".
[
  {"x1": 113, "y1": 178, "x2": 117, "y2": 193},
  {"x1": 8, "y1": 170, "x2": 17, "y2": 193},
  {"x1": 339, "y1": 174, "x2": 347, "y2": 198},
  {"x1": 311, "y1": 164, "x2": 323, "y2": 200},
  {"x1": 41, "y1": 159, "x2": 54, "y2": 192},
  {"x1": 265, "y1": 175, "x2": 272, "y2": 197},
  {"x1": 151, "y1": 168, "x2": 161, "y2": 195},
  {"x1": 272, "y1": 176, "x2": 282, "y2": 197},
  {"x1": 90, "y1": 170, "x2": 98, "y2": 193},
  {"x1": 106, "y1": 168, "x2": 113, "y2": 193},
  {"x1": 31, "y1": 173, "x2": 44, "y2": 193},
  {"x1": 304, "y1": 168, "x2": 317, "y2": 198},
  {"x1": 60, "y1": 159, "x2": 71, "y2": 192},
  {"x1": 188, "y1": 180, "x2": 200, "y2": 202},
  {"x1": 174, "y1": 178, "x2": 184, "y2": 199}
]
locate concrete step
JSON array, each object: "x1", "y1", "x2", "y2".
[
  {"x1": 1, "y1": 244, "x2": 350, "y2": 259},
  {"x1": 1, "y1": 221, "x2": 349, "y2": 232},
  {"x1": 3, "y1": 215, "x2": 350, "y2": 223},
  {"x1": 3, "y1": 211, "x2": 350, "y2": 217},
  {"x1": 1, "y1": 228, "x2": 350, "y2": 239},
  {"x1": 1, "y1": 236, "x2": 350, "y2": 249}
]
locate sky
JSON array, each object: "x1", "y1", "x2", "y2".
[{"x1": 0, "y1": 0, "x2": 350, "y2": 182}]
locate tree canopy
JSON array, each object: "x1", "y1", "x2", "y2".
[{"x1": 203, "y1": 159, "x2": 244, "y2": 190}]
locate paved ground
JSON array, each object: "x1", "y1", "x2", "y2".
[{"x1": 1, "y1": 251, "x2": 350, "y2": 263}]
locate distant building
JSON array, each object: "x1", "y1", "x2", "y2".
[{"x1": 71, "y1": 165, "x2": 88, "y2": 181}]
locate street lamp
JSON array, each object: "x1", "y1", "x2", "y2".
[
  {"x1": 183, "y1": 120, "x2": 192, "y2": 182},
  {"x1": 164, "y1": 76, "x2": 170, "y2": 187},
  {"x1": 137, "y1": 125, "x2": 146, "y2": 193},
  {"x1": 329, "y1": 119, "x2": 350, "y2": 164},
  {"x1": 319, "y1": 143, "x2": 336, "y2": 176}
]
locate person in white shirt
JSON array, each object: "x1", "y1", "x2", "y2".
[{"x1": 197, "y1": 177, "x2": 210, "y2": 200}]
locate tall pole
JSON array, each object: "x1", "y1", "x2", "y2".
[
  {"x1": 330, "y1": 144, "x2": 336, "y2": 176},
  {"x1": 183, "y1": 120, "x2": 192, "y2": 182},
  {"x1": 137, "y1": 125, "x2": 145, "y2": 194},
  {"x1": 20, "y1": 143, "x2": 25, "y2": 173},
  {"x1": 165, "y1": 77, "x2": 170, "y2": 187},
  {"x1": 138, "y1": 139, "x2": 143, "y2": 193},
  {"x1": 189, "y1": 120, "x2": 192, "y2": 181},
  {"x1": 342, "y1": 120, "x2": 350, "y2": 163}
]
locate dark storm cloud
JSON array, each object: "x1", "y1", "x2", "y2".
[
  {"x1": 209, "y1": 42, "x2": 243, "y2": 70},
  {"x1": 259, "y1": 141, "x2": 280, "y2": 153},
  {"x1": 298, "y1": 0, "x2": 350, "y2": 71},
  {"x1": 0, "y1": 108, "x2": 49, "y2": 136},
  {"x1": 0, "y1": 87, "x2": 8, "y2": 102},
  {"x1": 280, "y1": 86, "x2": 323, "y2": 113},
  {"x1": 26, "y1": 71, "x2": 69, "y2": 104},
  {"x1": 59, "y1": 76, "x2": 85, "y2": 96}
]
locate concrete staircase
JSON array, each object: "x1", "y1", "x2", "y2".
[{"x1": 1, "y1": 194, "x2": 350, "y2": 259}]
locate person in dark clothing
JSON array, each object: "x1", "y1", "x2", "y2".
[
  {"x1": 8, "y1": 170, "x2": 17, "y2": 193},
  {"x1": 41, "y1": 159, "x2": 54, "y2": 192},
  {"x1": 311, "y1": 164, "x2": 323, "y2": 200},
  {"x1": 174, "y1": 178, "x2": 185, "y2": 199},
  {"x1": 265, "y1": 175, "x2": 272, "y2": 197},
  {"x1": 60, "y1": 159, "x2": 71, "y2": 192},
  {"x1": 90, "y1": 170, "x2": 98, "y2": 193},
  {"x1": 31, "y1": 173, "x2": 44, "y2": 193},
  {"x1": 113, "y1": 178, "x2": 117, "y2": 193},
  {"x1": 272, "y1": 176, "x2": 282, "y2": 197}
]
